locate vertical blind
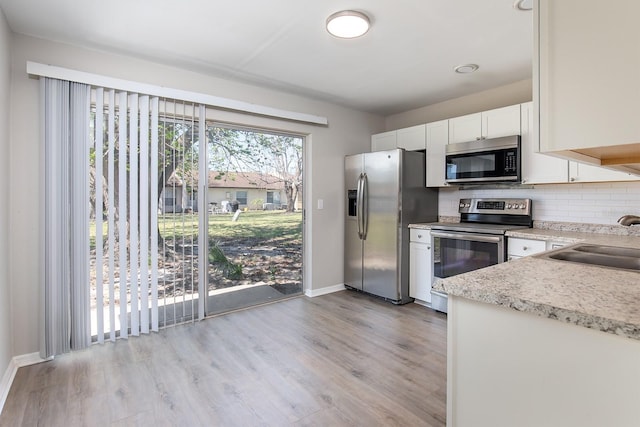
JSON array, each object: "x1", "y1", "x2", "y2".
[
  {"x1": 93, "y1": 90, "x2": 162, "y2": 342},
  {"x1": 92, "y1": 93, "x2": 207, "y2": 341},
  {"x1": 42, "y1": 78, "x2": 208, "y2": 356},
  {"x1": 41, "y1": 78, "x2": 91, "y2": 357}
]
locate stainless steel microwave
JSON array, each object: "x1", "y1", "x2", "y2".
[{"x1": 445, "y1": 135, "x2": 521, "y2": 184}]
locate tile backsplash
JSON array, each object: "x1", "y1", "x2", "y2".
[{"x1": 439, "y1": 181, "x2": 640, "y2": 225}]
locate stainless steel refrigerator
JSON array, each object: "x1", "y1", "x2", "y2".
[{"x1": 345, "y1": 149, "x2": 438, "y2": 304}]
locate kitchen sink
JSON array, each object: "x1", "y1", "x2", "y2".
[
  {"x1": 571, "y1": 244, "x2": 640, "y2": 258},
  {"x1": 540, "y1": 244, "x2": 640, "y2": 272}
]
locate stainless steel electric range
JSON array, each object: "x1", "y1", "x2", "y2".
[{"x1": 428, "y1": 198, "x2": 533, "y2": 313}]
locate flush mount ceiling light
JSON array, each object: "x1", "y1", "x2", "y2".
[
  {"x1": 513, "y1": 0, "x2": 533, "y2": 11},
  {"x1": 326, "y1": 10, "x2": 370, "y2": 39},
  {"x1": 454, "y1": 64, "x2": 479, "y2": 74}
]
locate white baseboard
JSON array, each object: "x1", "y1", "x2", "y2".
[
  {"x1": 0, "y1": 352, "x2": 51, "y2": 413},
  {"x1": 0, "y1": 359, "x2": 17, "y2": 414},
  {"x1": 14, "y1": 352, "x2": 50, "y2": 368},
  {"x1": 304, "y1": 284, "x2": 346, "y2": 298}
]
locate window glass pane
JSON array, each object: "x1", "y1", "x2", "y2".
[{"x1": 236, "y1": 191, "x2": 248, "y2": 205}]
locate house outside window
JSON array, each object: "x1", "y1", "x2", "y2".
[
  {"x1": 236, "y1": 191, "x2": 248, "y2": 205},
  {"x1": 266, "y1": 191, "x2": 280, "y2": 205}
]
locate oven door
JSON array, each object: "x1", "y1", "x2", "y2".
[{"x1": 431, "y1": 230, "x2": 505, "y2": 280}]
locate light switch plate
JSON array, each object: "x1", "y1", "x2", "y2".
[{"x1": 317, "y1": 199, "x2": 324, "y2": 210}]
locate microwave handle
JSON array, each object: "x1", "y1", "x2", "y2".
[{"x1": 430, "y1": 230, "x2": 503, "y2": 244}]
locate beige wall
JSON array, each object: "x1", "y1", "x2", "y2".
[
  {"x1": 384, "y1": 79, "x2": 533, "y2": 130},
  {"x1": 0, "y1": 9, "x2": 13, "y2": 377},
  {"x1": 8, "y1": 34, "x2": 380, "y2": 356}
]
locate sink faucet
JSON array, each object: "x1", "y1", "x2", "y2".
[{"x1": 618, "y1": 215, "x2": 640, "y2": 226}]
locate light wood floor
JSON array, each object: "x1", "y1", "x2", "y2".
[{"x1": 0, "y1": 290, "x2": 447, "y2": 426}]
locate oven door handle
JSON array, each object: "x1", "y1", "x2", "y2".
[{"x1": 430, "y1": 230, "x2": 503, "y2": 244}]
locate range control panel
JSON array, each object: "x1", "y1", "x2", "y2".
[{"x1": 458, "y1": 198, "x2": 531, "y2": 216}]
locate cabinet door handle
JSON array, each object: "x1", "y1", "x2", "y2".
[
  {"x1": 522, "y1": 246, "x2": 528, "y2": 251},
  {"x1": 417, "y1": 234, "x2": 422, "y2": 239},
  {"x1": 427, "y1": 246, "x2": 431, "y2": 250}
]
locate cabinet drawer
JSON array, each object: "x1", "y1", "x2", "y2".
[
  {"x1": 508, "y1": 238, "x2": 546, "y2": 257},
  {"x1": 410, "y1": 228, "x2": 431, "y2": 243}
]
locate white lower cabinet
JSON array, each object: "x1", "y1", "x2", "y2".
[
  {"x1": 507, "y1": 237, "x2": 547, "y2": 261},
  {"x1": 508, "y1": 237, "x2": 571, "y2": 261},
  {"x1": 546, "y1": 241, "x2": 567, "y2": 251},
  {"x1": 447, "y1": 296, "x2": 640, "y2": 427},
  {"x1": 409, "y1": 229, "x2": 432, "y2": 303}
]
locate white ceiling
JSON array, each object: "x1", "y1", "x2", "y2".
[{"x1": 0, "y1": 0, "x2": 533, "y2": 116}]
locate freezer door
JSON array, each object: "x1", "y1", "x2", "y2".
[
  {"x1": 344, "y1": 154, "x2": 364, "y2": 290},
  {"x1": 362, "y1": 150, "x2": 401, "y2": 301}
]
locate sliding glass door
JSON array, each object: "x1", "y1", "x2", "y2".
[
  {"x1": 203, "y1": 126, "x2": 304, "y2": 315},
  {"x1": 89, "y1": 95, "x2": 303, "y2": 341}
]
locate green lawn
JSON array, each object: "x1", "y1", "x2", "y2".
[
  {"x1": 90, "y1": 210, "x2": 302, "y2": 249},
  {"x1": 90, "y1": 210, "x2": 303, "y2": 299},
  {"x1": 161, "y1": 210, "x2": 302, "y2": 244}
]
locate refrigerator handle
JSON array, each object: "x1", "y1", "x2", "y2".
[
  {"x1": 356, "y1": 173, "x2": 364, "y2": 239},
  {"x1": 361, "y1": 173, "x2": 369, "y2": 240}
]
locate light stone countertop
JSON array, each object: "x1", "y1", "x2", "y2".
[
  {"x1": 506, "y1": 227, "x2": 640, "y2": 246},
  {"x1": 408, "y1": 223, "x2": 437, "y2": 230},
  {"x1": 425, "y1": 224, "x2": 640, "y2": 340}
]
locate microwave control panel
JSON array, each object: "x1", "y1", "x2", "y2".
[{"x1": 504, "y1": 150, "x2": 518, "y2": 173}]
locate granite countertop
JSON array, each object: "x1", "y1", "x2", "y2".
[
  {"x1": 429, "y1": 225, "x2": 640, "y2": 340},
  {"x1": 408, "y1": 223, "x2": 438, "y2": 230},
  {"x1": 506, "y1": 227, "x2": 640, "y2": 247}
]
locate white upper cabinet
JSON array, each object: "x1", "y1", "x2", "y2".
[
  {"x1": 536, "y1": 0, "x2": 640, "y2": 171},
  {"x1": 426, "y1": 120, "x2": 449, "y2": 188},
  {"x1": 522, "y1": 101, "x2": 635, "y2": 183},
  {"x1": 568, "y1": 162, "x2": 638, "y2": 183},
  {"x1": 397, "y1": 124, "x2": 426, "y2": 151},
  {"x1": 448, "y1": 112, "x2": 482, "y2": 144},
  {"x1": 449, "y1": 105, "x2": 521, "y2": 144},
  {"x1": 371, "y1": 130, "x2": 397, "y2": 152},
  {"x1": 520, "y1": 102, "x2": 568, "y2": 184},
  {"x1": 482, "y1": 105, "x2": 522, "y2": 139},
  {"x1": 371, "y1": 124, "x2": 426, "y2": 152}
]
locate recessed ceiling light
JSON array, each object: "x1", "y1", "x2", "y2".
[
  {"x1": 513, "y1": 0, "x2": 532, "y2": 11},
  {"x1": 454, "y1": 64, "x2": 479, "y2": 74},
  {"x1": 326, "y1": 10, "x2": 370, "y2": 39}
]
